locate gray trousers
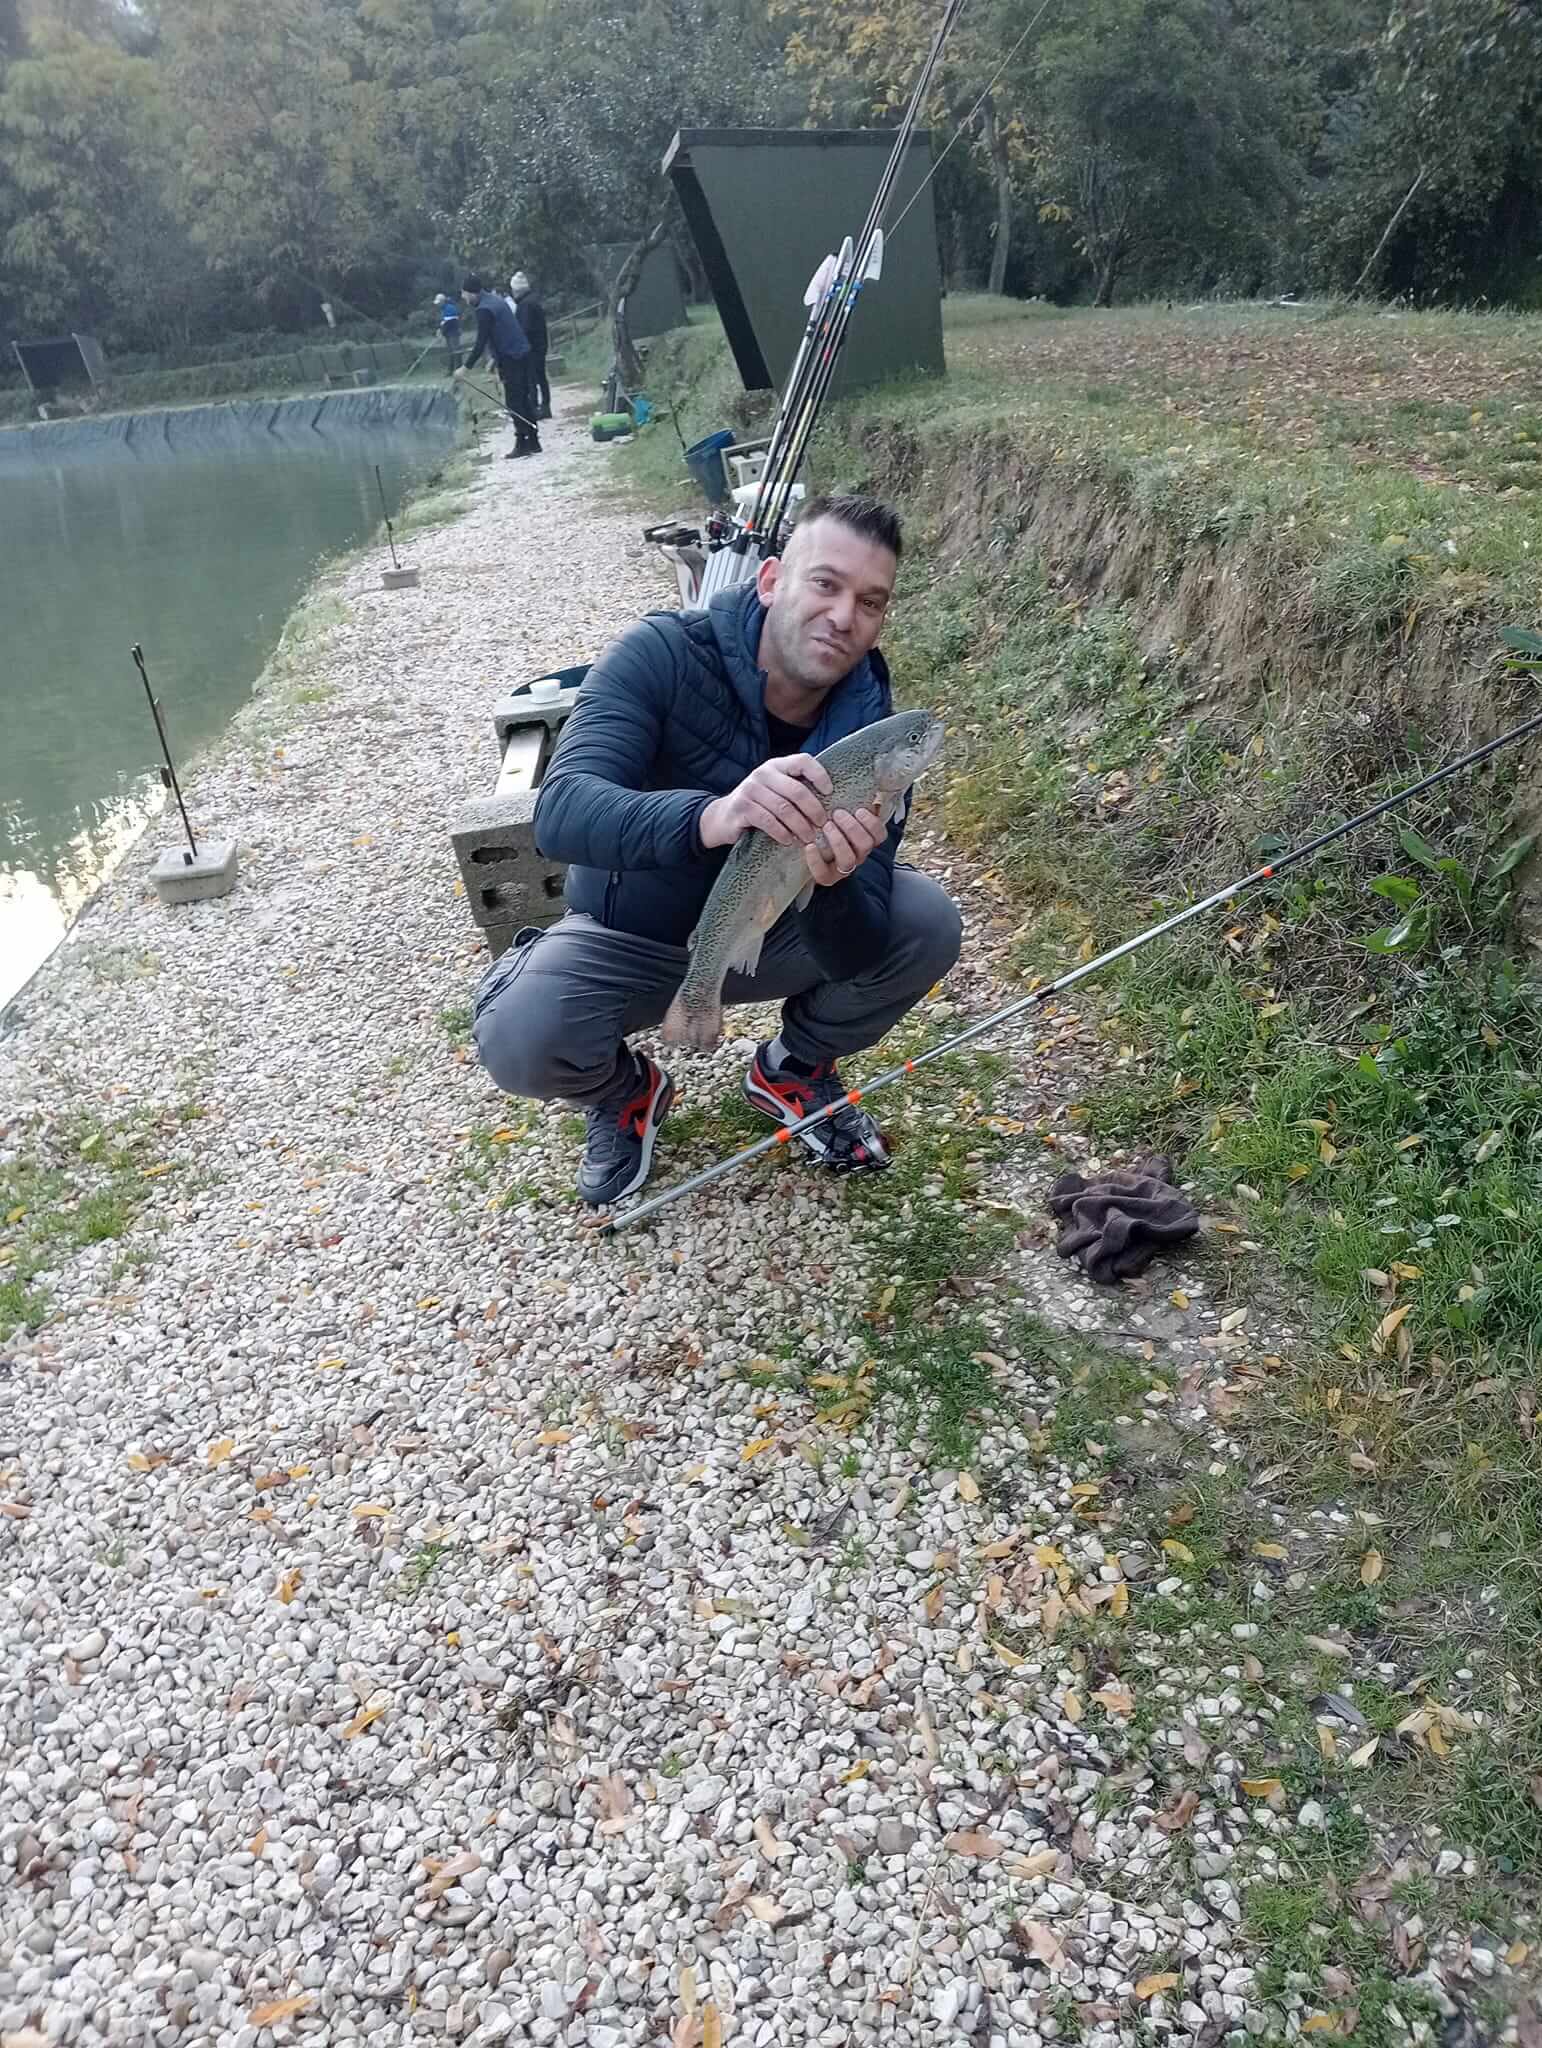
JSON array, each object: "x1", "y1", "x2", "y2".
[{"x1": 473, "y1": 865, "x2": 963, "y2": 1108}]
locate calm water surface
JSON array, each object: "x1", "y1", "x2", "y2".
[{"x1": 0, "y1": 410, "x2": 453, "y2": 1010}]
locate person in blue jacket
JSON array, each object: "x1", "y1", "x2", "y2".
[
  {"x1": 433, "y1": 293, "x2": 461, "y2": 370},
  {"x1": 455, "y1": 272, "x2": 540, "y2": 457},
  {"x1": 471, "y1": 494, "x2": 963, "y2": 1207}
]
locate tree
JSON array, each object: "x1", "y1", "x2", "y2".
[
  {"x1": 156, "y1": 0, "x2": 406, "y2": 311},
  {"x1": 1028, "y1": 0, "x2": 1298, "y2": 304},
  {"x1": 1298, "y1": 0, "x2": 1542, "y2": 302},
  {"x1": 0, "y1": 27, "x2": 193, "y2": 338},
  {"x1": 456, "y1": 0, "x2": 801, "y2": 306}
]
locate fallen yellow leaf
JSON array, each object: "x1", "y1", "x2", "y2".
[
  {"x1": 1302, "y1": 2017, "x2": 1342, "y2": 2035},
  {"x1": 703, "y1": 2004, "x2": 723, "y2": 2048},
  {"x1": 1361, "y1": 1550, "x2": 1384, "y2": 1585},
  {"x1": 1253, "y1": 1542, "x2": 1288, "y2": 1560},
  {"x1": 841, "y1": 1759, "x2": 870, "y2": 1783},
  {"x1": 1241, "y1": 1777, "x2": 1282, "y2": 1798},
  {"x1": 276, "y1": 1569, "x2": 302, "y2": 1605},
  {"x1": 740, "y1": 1437, "x2": 777, "y2": 1461},
  {"x1": 1170, "y1": 1290, "x2": 1189, "y2": 1309},
  {"x1": 1061, "y1": 1689, "x2": 1083, "y2": 1723},
  {"x1": 1136, "y1": 1973, "x2": 1180, "y2": 2000},
  {"x1": 989, "y1": 1636, "x2": 1025, "y2": 1669},
  {"x1": 206, "y1": 1438, "x2": 235, "y2": 1468},
  {"x1": 250, "y1": 1995, "x2": 312, "y2": 2025},
  {"x1": 352, "y1": 1504, "x2": 390, "y2": 1519},
  {"x1": 1162, "y1": 1538, "x2": 1196, "y2": 1565},
  {"x1": 1090, "y1": 1688, "x2": 1135, "y2": 1716},
  {"x1": 536, "y1": 1428, "x2": 572, "y2": 1447},
  {"x1": 956, "y1": 1471, "x2": 981, "y2": 1503},
  {"x1": 344, "y1": 1702, "x2": 386, "y2": 1739}
]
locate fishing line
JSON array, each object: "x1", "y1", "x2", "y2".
[{"x1": 599, "y1": 704, "x2": 1542, "y2": 1235}]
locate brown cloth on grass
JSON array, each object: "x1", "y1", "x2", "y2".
[{"x1": 1046, "y1": 1153, "x2": 1201, "y2": 1285}]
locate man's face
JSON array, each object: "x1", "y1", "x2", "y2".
[{"x1": 758, "y1": 518, "x2": 896, "y2": 694}]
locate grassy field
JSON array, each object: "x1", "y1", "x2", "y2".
[{"x1": 589, "y1": 293, "x2": 1542, "y2": 1980}]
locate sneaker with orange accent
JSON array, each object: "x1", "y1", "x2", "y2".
[
  {"x1": 742, "y1": 1042, "x2": 889, "y2": 1173},
  {"x1": 577, "y1": 1053, "x2": 675, "y2": 1207}
]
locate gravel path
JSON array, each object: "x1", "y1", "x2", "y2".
[{"x1": 0, "y1": 398, "x2": 1462, "y2": 2048}]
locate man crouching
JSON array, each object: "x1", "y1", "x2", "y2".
[{"x1": 471, "y1": 493, "x2": 963, "y2": 1206}]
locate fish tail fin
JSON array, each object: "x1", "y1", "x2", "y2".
[{"x1": 662, "y1": 989, "x2": 723, "y2": 1052}]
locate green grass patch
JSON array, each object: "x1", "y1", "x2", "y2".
[{"x1": 0, "y1": 1109, "x2": 186, "y2": 1336}]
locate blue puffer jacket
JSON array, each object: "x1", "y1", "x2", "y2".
[{"x1": 533, "y1": 581, "x2": 910, "y2": 973}]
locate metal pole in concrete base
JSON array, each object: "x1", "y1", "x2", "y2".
[{"x1": 380, "y1": 566, "x2": 421, "y2": 590}]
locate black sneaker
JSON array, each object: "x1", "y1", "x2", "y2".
[
  {"x1": 577, "y1": 1054, "x2": 674, "y2": 1207},
  {"x1": 742, "y1": 1043, "x2": 889, "y2": 1173}
]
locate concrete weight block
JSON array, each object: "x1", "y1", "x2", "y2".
[
  {"x1": 450, "y1": 788, "x2": 568, "y2": 932},
  {"x1": 151, "y1": 840, "x2": 238, "y2": 905}
]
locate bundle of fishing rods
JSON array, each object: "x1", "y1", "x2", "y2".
[{"x1": 696, "y1": 0, "x2": 969, "y2": 600}]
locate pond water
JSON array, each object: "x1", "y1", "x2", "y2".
[{"x1": 0, "y1": 393, "x2": 456, "y2": 1013}]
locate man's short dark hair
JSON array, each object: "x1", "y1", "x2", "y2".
[
  {"x1": 461, "y1": 273, "x2": 482, "y2": 294},
  {"x1": 793, "y1": 492, "x2": 903, "y2": 563}
]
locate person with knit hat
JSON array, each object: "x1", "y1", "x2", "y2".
[{"x1": 509, "y1": 271, "x2": 551, "y2": 421}]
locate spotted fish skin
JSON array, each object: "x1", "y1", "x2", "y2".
[{"x1": 661, "y1": 708, "x2": 945, "y2": 1052}]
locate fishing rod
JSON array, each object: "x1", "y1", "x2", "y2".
[
  {"x1": 458, "y1": 372, "x2": 543, "y2": 436},
  {"x1": 886, "y1": 0, "x2": 1056, "y2": 244},
  {"x1": 729, "y1": 0, "x2": 970, "y2": 572},
  {"x1": 131, "y1": 644, "x2": 198, "y2": 865},
  {"x1": 755, "y1": 0, "x2": 966, "y2": 546},
  {"x1": 600, "y1": 703, "x2": 1542, "y2": 1235}
]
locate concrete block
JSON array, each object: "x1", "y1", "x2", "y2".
[
  {"x1": 150, "y1": 839, "x2": 238, "y2": 905},
  {"x1": 481, "y1": 918, "x2": 518, "y2": 959},
  {"x1": 491, "y1": 682, "x2": 582, "y2": 751},
  {"x1": 381, "y1": 565, "x2": 420, "y2": 590},
  {"x1": 450, "y1": 788, "x2": 568, "y2": 932}
]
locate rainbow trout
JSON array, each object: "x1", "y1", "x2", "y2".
[{"x1": 662, "y1": 708, "x2": 945, "y2": 1052}]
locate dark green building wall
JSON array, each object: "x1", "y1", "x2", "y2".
[
  {"x1": 664, "y1": 129, "x2": 944, "y2": 394},
  {"x1": 586, "y1": 244, "x2": 689, "y2": 338}
]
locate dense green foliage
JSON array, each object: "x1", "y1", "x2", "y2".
[{"x1": 1, "y1": 0, "x2": 1539, "y2": 367}]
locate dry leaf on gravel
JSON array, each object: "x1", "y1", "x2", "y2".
[
  {"x1": 956, "y1": 1471, "x2": 981, "y2": 1503},
  {"x1": 206, "y1": 1438, "x2": 235, "y2": 1467},
  {"x1": 343, "y1": 1701, "x2": 386, "y2": 1739},
  {"x1": 1161, "y1": 1538, "x2": 1195, "y2": 1564},
  {"x1": 946, "y1": 1831, "x2": 1006, "y2": 1860},
  {"x1": 595, "y1": 1773, "x2": 635, "y2": 1834},
  {"x1": 1003, "y1": 1848, "x2": 1060, "y2": 1878},
  {"x1": 249, "y1": 1995, "x2": 313, "y2": 2025},
  {"x1": 275, "y1": 1569, "x2": 301, "y2": 1604},
  {"x1": 424, "y1": 1850, "x2": 481, "y2": 1899},
  {"x1": 702, "y1": 2006, "x2": 722, "y2": 2048},
  {"x1": 1155, "y1": 1788, "x2": 1200, "y2": 1832},
  {"x1": 746, "y1": 1895, "x2": 787, "y2": 1926},
  {"x1": 1061, "y1": 1690, "x2": 1083, "y2": 1723},
  {"x1": 1136, "y1": 1973, "x2": 1180, "y2": 2000},
  {"x1": 1361, "y1": 1550, "x2": 1384, "y2": 1584},
  {"x1": 1013, "y1": 1919, "x2": 1066, "y2": 1969},
  {"x1": 754, "y1": 1815, "x2": 792, "y2": 1863},
  {"x1": 1304, "y1": 1635, "x2": 1351, "y2": 1660},
  {"x1": 1090, "y1": 1687, "x2": 1135, "y2": 1716},
  {"x1": 1241, "y1": 1777, "x2": 1283, "y2": 1799}
]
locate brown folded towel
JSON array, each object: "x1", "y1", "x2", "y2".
[{"x1": 1046, "y1": 1153, "x2": 1201, "y2": 1285}]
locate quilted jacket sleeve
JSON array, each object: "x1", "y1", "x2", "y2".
[{"x1": 533, "y1": 619, "x2": 715, "y2": 870}]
